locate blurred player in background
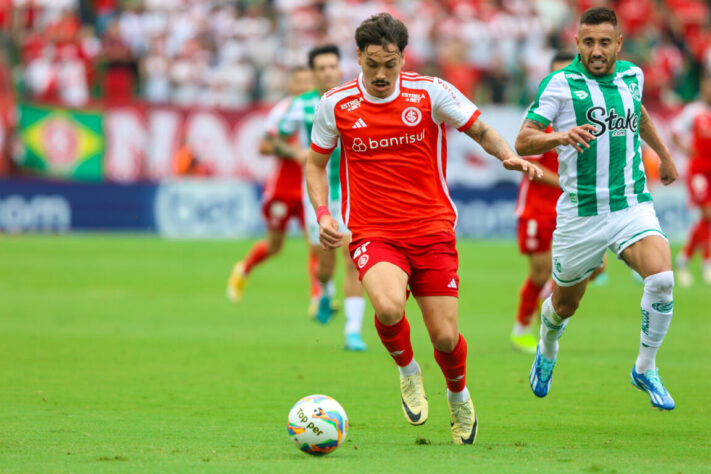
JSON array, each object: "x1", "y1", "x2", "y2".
[
  {"x1": 276, "y1": 45, "x2": 367, "y2": 351},
  {"x1": 307, "y1": 13, "x2": 541, "y2": 444},
  {"x1": 226, "y1": 66, "x2": 318, "y2": 303},
  {"x1": 517, "y1": 7, "x2": 679, "y2": 410},
  {"x1": 511, "y1": 51, "x2": 607, "y2": 354},
  {"x1": 671, "y1": 75, "x2": 711, "y2": 287}
]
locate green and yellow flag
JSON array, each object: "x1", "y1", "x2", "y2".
[{"x1": 17, "y1": 103, "x2": 104, "y2": 181}]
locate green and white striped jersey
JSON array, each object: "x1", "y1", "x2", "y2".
[
  {"x1": 526, "y1": 55, "x2": 651, "y2": 217},
  {"x1": 278, "y1": 89, "x2": 341, "y2": 202}
]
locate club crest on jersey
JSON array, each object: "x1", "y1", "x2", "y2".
[
  {"x1": 586, "y1": 106, "x2": 638, "y2": 137},
  {"x1": 628, "y1": 82, "x2": 642, "y2": 102},
  {"x1": 340, "y1": 98, "x2": 362, "y2": 111},
  {"x1": 401, "y1": 107, "x2": 422, "y2": 126}
]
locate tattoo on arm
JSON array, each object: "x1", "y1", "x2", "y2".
[{"x1": 523, "y1": 119, "x2": 546, "y2": 130}]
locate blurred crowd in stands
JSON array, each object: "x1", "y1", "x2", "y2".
[{"x1": 1, "y1": 0, "x2": 710, "y2": 112}]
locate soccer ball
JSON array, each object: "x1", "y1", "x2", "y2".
[{"x1": 287, "y1": 394, "x2": 348, "y2": 455}]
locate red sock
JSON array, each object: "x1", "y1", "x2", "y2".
[
  {"x1": 683, "y1": 219, "x2": 710, "y2": 259},
  {"x1": 700, "y1": 219, "x2": 711, "y2": 259},
  {"x1": 434, "y1": 334, "x2": 467, "y2": 392},
  {"x1": 308, "y1": 250, "x2": 320, "y2": 298},
  {"x1": 374, "y1": 314, "x2": 414, "y2": 367},
  {"x1": 243, "y1": 241, "x2": 269, "y2": 274},
  {"x1": 516, "y1": 278, "x2": 544, "y2": 327}
]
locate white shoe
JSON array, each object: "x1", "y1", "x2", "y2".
[{"x1": 400, "y1": 372, "x2": 428, "y2": 426}]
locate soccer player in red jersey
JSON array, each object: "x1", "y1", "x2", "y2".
[
  {"x1": 671, "y1": 75, "x2": 711, "y2": 286},
  {"x1": 227, "y1": 67, "x2": 318, "y2": 302},
  {"x1": 305, "y1": 13, "x2": 541, "y2": 445}
]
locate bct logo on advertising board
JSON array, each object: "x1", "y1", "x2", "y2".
[
  {"x1": 154, "y1": 180, "x2": 259, "y2": 238},
  {"x1": 0, "y1": 195, "x2": 71, "y2": 233}
]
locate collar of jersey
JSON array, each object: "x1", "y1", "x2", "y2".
[
  {"x1": 569, "y1": 54, "x2": 617, "y2": 83},
  {"x1": 357, "y1": 72, "x2": 401, "y2": 104}
]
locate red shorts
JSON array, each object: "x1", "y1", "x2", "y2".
[
  {"x1": 349, "y1": 232, "x2": 459, "y2": 297},
  {"x1": 261, "y1": 198, "x2": 304, "y2": 232},
  {"x1": 687, "y1": 172, "x2": 711, "y2": 207},
  {"x1": 517, "y1": 217, "x2": 556, "y2": 254}
]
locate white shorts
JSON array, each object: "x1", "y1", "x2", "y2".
[
  {"x1": 552, "y1": 201, "x2": 667, "y2": 287},
  {"x1": 304, "y1": 196, "x2": 349, "y2": 246}
]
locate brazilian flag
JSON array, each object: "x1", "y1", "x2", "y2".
[{"x1": 17, "y1": 103, "x2": 104, "y2": 181}]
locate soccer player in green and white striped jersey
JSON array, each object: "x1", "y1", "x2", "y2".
[{"x1": 515, "y1": 7, "x2": 679, "y2": 410}]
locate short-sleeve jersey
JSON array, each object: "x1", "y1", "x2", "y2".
[
  {"x1": 526, "y1": 55, "x2": 651, "y2": 217},
  {"x1": 515, "y1": 125, "x2": 560, "y2": 222},
  {"x1": 310, "y1": 71, "x2": 480, "y2": 241},
  {"x1": 278, "y1": 89, "x2": 341, "y2": 202},
  {"x1": 672, "y1": 101, "x2": 711, "y2": 174},
  {"x1": 262, "y1": 96, "x2": 302, "y2": 202}
]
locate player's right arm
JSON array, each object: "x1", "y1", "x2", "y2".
[
  {"x1": 272, "y1": 97, "x2": 309, "y2": 164},
  {"x1": 515, "y1": 119, "x2": 597, "y2": 156},
  {"x1": 307, "y1": 95, "x2": 343, "y2": 250},
  {"x1": 523, "y1": 159, "x2": 559, "y2": 187}
]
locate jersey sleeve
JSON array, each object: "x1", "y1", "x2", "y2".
[
  {"x1": 672, "y1": 103, "x2": 696, "y2": 138},
  {"x1": 310, "y1": 97, "x2": 339, "y2": 154},
  {"x1": 526, "y1": 73, "x2": 564, "y2": 127},
  {"x1": 430, "y1": 77, "x2": 480, "y2": 131},
  {"x1": 277, "y1": 97, "x2": 303, "y2": 137},
  {"x1": 263, "y1": 98, "x2": 289, "y2": 137}
]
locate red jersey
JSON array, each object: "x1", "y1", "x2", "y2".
[
  {"x1": 515, "y1": 125, "x2": 560, "y2": 222},
  {"x1": 310, "y1": 72, "x2": 479, "y2": 241},
  {"x1": 262, "y1": 96, "x2": 303, "y2": 202},
  {"x1": 673, "y1": 101, "x2": 711, "y2": 174}
]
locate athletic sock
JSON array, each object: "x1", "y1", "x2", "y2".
[
  {"x1": 447, "y1": 386, "x2": 470, "y2": 403},
  {"x1": 374, "y1": 314, "x2": 414, "y2": 367},
  {"x1": 398, "y1": 359, "x2": 420, "y2": 376},
  {"x1": 243, "y1": 241, "x2": 269, "y2": 275},
  {"x1": 636, "y1": 271, "x2": 674, "y2": 372},
  {"x1": 433, "y1": 334, "x2": 467, "y2": 392},
  {"x1": 539, "y1": 296, "x2": 568, "y2": 360},
  {"x1": 344, "y1": 296, "x2": 366, "y2": 335},
  {"x1": 516, "y1": 278, "x2": 544, "y2": 327},
  {"x1": 319, "y1": 280, "x2": 335, "y2": 299},
  {"x1": 682, "y1": 218, "x2": 710, "y2": 259}
]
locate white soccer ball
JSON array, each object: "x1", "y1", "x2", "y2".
[{"x1": 287, "y1": 394, "x2": 349, "y2": 455}]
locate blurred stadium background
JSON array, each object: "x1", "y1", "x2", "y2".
[{"x1": 0, "y1": 0, "x2": 705, "y2": 239}]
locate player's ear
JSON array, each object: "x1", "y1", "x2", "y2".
[{"x1": 356, "y1": 48, "x2": 362, "y2": 66}]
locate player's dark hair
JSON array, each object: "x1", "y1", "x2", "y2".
[
  {"x1": 550, "y1": 51, "x2": 576, "y2": 68},
  {"x1": 308, "y1": 44, "x2": 340, "y2": 69},
  {"x1": 579, "y1": 7, "x2": 618, "y2": 27},
  {"x1": 355, "y1": 13, "x2": 408, "y2": 53}
]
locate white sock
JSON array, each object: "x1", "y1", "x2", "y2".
[
  {"x1": 636, "y1": 271, "x2": 674, "y2": 372},
  {"x1": 319, "y1": 280, "x2": 334, "y2": 298},
  {"x1": 447, "y1": 386, "x2": 470, "y2": 403},
  {"x1": 512, "y1": 322, "x2": 530, "y2": 336},
  {"x1": 539, "y1": 297, "x2": 568, "y2": 360},
  {"x1": 344, "y1": 296, "x2": 365, "y2": 336},
  {"x1": 675, "y1": 253, "x2": 688, "y2": 268},
  {"x1": 398, "y1": 359, "x2": 420, "y2": 377}
]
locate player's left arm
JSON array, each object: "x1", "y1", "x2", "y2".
[
  {"x1": 306, "y1": 149, "x2": 343, "y2": 250},
  {"x1": 464, "y1": 119, "x2": 543, "y2": 180},
  {"x1": 639, "y1": 105, "x2": 678, "y2": 185}
]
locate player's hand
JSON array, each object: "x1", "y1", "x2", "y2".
[
  {"x1": 294, "y1": 149, "x2": 309, "y2": 165},
  {"x1": 561, "y1": 125, "x2": 597, "y2": 153},
  {"x1": 319, "y1": 215, "x2": 344, "y2": 250},
  {"x1": 503, "y1": 156, "x2": 544, "y2": 180},
  {"x1": 658, "y1": 158, "x2": 678, "y2": 186}
]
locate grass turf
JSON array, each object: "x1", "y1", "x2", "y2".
[{"x1": 0, "y1": 235, "x2": 709, "y2": 473}]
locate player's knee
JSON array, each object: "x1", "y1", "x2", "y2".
[
  {"x1": 371, "y1": 294, "x2": 406, "y2": 323},
  {"x1": 430, "y1": 329, "x2": 458, "y2": 353},
  {"x1": 644, "y1": 270, "x2": 674, "y2": 299},
  {"x1": 553, "y1": 299, "x2": 578, "y2": 318}
]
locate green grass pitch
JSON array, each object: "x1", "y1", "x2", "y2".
[{"x1": 0, "y1": 235, "x2": 709, "y2": 473}]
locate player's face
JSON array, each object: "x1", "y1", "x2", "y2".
[
  {"x1": 287, "y1": 69, "x2": 314, "y2": 96},
  {"x1": 312, "y1": 53, "x2": 342, "y2": 94},
  {"x1": 576, "y1": 22, "x2": 622, "y2": 76},
  {"x1": 357, "y1": 43, "x2": 404, "y2": 98}
]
